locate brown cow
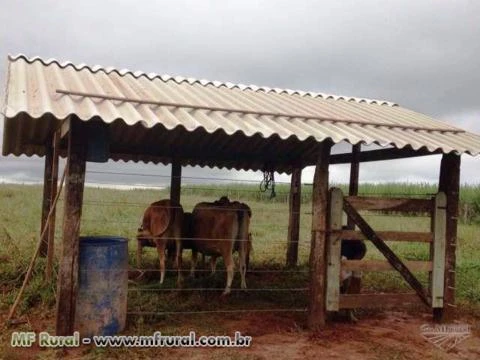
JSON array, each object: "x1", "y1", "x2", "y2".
[
  {"x1": 190, "y1": 196, "x2": 251, "y2": 295},
  {"x1": 136, "y1": 199, "x2": 184, "y2": 285}
]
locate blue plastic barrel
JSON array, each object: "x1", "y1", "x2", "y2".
[{"x1": 75, "y1": 236, "x2": 128, "y2": 337}]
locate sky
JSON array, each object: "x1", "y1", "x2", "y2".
[{"x1": 1, "y1": 0, "x2": 479, "y2": 187}]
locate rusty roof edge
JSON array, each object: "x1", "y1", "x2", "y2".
[{"x1": 8, "y1": 53, "x2": 398, "y2": 107}]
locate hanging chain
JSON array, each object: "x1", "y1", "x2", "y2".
[{"x1": 259, "y1": 170, "x2": 276, "y2": 199}]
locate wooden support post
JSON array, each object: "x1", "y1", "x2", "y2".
[
  {"x1": 432, "y1": 192, "x2": 447, "y2": 310},
  {"x1": 39, "y1": 143, "x2": 54, "y2": 257},
  {"x1": 56, "y1": 118, "x2": 87, "y2": 336},
  {"x1": 170, "y1": 160, "x2": 182, "y2": 205},
  {"x1": 346, "y1": 144, "x2": 362, "y2": 299},
  {"x1": 347, "y1": 144, "x2": 360, "y2": 229},
  {"x1": 308, "y1": 140, "x2": 333, "y2": 329},
  {"x1": 45, "y1": 132, "x2": 60, "y2": 281},
  {"x1": 326, "y1": 188, "x2": 343, "y2": 311},
  {"x1": 437, "y1": 153, "x2": 461, "y2": 321},
  {"x1": 286, "y1": 168, "x2": 302, "y2": 267}
]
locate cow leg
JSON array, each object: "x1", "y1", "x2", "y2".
[
  {"x1": 346, "y1": 272, "x2": 362, "y2": 322},
  {"x1": 190, "y1": 250, "x2": 198, "y2": 277},
  {"x1": 174, "y1": 238, "x2": 183, "y2": 287},
  {"x1": 137, "y1": 241, "x2": 142, "y2": 267},
  {"x1": 239, "y1": 238, "x2": 248, "y2": 289},
  {"x1": 156, "y1": 240, "x2": 167, "y2": 284},
  {"x1": 210, "y1": 256, "x2": 218, "y2": 274},
  {"x1": 222, "y1": 252, "x2": 234, "y2": 296},
  {"x1": 246, "y1": 240, "x2": 251, "y2": 271}
]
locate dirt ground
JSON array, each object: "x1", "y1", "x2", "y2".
[{"x1": 2, "y1": 309, "x2": 480, "y2": 360}]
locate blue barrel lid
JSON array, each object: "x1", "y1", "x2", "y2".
[{"x1": 79, "y1": 236, "x2": 128, "y2": 247}]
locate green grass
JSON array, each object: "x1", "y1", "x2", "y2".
[
  {"x1": 185, "y1": 182, "x2": 480, "y2": 223},
  {"x1": 0, "y1": 182, "x2": 480, "y2": 357}
]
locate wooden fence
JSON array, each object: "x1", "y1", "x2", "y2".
[{"x1": 325, "y1": 188, "x2": 447, "y2": 312}]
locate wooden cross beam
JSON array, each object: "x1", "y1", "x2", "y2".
[{"x1": 343, "y1": 198, "x2": 431, "y2": 307}]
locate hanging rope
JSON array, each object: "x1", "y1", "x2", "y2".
[{"x1": 259, "y1": 170, "x2": 276, "y2": 199}]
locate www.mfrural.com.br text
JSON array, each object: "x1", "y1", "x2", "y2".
[{"x1": 11, "y1": 331, "x2": 252, "y2": 348}]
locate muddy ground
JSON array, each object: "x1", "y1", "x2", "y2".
[{"x1": 2, "y1": 309, "x2": 480, "y2": 360}]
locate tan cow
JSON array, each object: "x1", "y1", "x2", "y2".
[
  {"x1": 136, "y1": 199, "x2": 184, "y2": 285},
  {"x1": 190, "y1": 196, "x2": 251, "y2": 295}
]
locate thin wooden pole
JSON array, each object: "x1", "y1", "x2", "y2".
[
  {"x1": 286, "y1": 168, "x2": 302, "y2": 267},
  {"x1": 346, "y1": 144, "x2": 362, "y2": 299},
  {"x1": 170, "y1": 160, "x2": 182, "y2": 205},
  {"x1": 45, "y1": 132, "x2": 60, "y2": 281},
  {"x1": 39, "y1": 143, "x2": 54, "y2": 257},
  {"x1": 6, "y1": 167, "x2": 67, "y2": 324},
  {"x1": 56, "y1": 89, "x2": 465, "y2": 133},
  {"x1": 308, "y1": 139, "x2": 333, "y2": 329},
  {"x1": 437, "y1": 153, "x2": 461, "y2": 321},
  {"x1": 347, "y1": 144, "x2": 360, "y2": 229},
  {"x1": 56, "y1": 118, "x2": 87, "y2": 336}
]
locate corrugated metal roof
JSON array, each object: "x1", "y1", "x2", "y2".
[{"x1": 3, "y1": 54, "x2": 480, "y2": 173}]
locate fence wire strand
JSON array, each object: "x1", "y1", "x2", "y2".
[
  {"x1": 70, "y1": 169, "x2": 437, "y2": 318},
  {"x1": 127, "y1": 309, "x2": 307, "y2": 316}
]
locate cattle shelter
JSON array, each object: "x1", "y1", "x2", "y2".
[{"x1": 3, "y1": 54, "x2": 480, "y2": 335}]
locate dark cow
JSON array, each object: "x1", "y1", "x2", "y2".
[
  {"x1": 339, "y1": 229, "x2": 367, "y2": 321},
  {"x1": 340, "y1": 238, "x2": 367, "y2": 293}
]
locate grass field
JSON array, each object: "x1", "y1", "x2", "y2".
[{"x1": 1, "y1": 183, "x2": 479, "y2": 358}]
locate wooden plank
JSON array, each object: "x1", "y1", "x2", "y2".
[
  {"x1": 45, "y1": 132, "x2": 60, "y2": 281},
  {"x1": 340, "y1": 293, "x2": 423, "y2": 309},
  {"x1": 438, "y1": 154, "x2": 461, "y2": 321},
  {"x1": 345, "y1": 196, "x2": 433, "y2": 213},
  {"x1": 432, "y1": 192, "x2": 447, "y2": 308},
  {"x1": 326, "y1": 188, "x2": 343, "y2": 311},
  {"x1": 308, "y1": 140, "x2": 333, "y2": 329},
  {"x1": 39, "y1": 142, "x2": 54, "y2": 257},
  {"x1": 347, "y1": 144, "x2": 360, "y2": 229},
  {"x1": 57, "y1": 89, "x2": 466, "y2": 133},
  {"x1": 56, "y1": 118, "x2": 87, "y2": 336},
  {"x1": 170, "y1": 160, "x2": 182, "y2": 205},
  {"x1": 286, "y1": 168, "x2": 302, "y2": 267},
  {"x1": 342, "y1": 259, "x2": 432, "y2": 272},
  {"x1": 341, "y1": 230, "x2": 433, "y2": 243},
  {"x1": 343, "y1": 198, "x2": 431, "y2": 307},
  {"x1": 330, "y1": 147, "x2": 442, "y2": 164}
]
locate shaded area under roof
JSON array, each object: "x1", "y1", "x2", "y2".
[{"x1": 3, "y1": 55, "x2": 480, "y2": 173}]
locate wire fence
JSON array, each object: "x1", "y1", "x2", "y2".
[{"x1": 70, "y1": 168, "x2": 439, "y2": 317}]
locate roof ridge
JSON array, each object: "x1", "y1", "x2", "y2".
[{"x1": 8, "y1": 54, "x2": 398, "y2": 107}]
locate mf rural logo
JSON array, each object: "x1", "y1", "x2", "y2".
[{"x1": 420, "y1": 324, "x2": 471, "y2": 351}]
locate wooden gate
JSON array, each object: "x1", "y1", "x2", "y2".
[{"x1": 325, "y1": 188, "x2": 447, "y2": 312}]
